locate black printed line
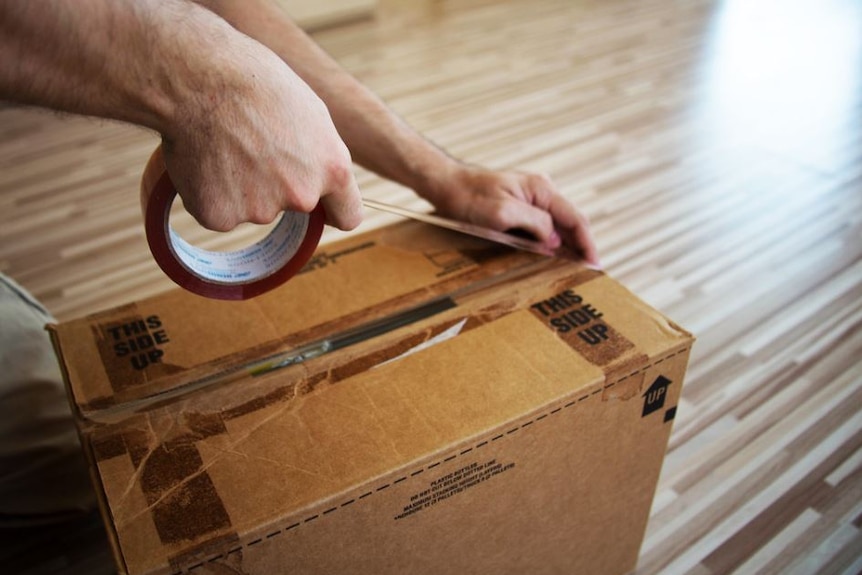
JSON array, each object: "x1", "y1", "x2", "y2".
[
  {"x1": 411, "y1": 469, "x2": 424, "y2": 476},
  {"x1": 359, "y1": 492, "x2": 373, "y2": 499},
  {"x1": 444, "y1": 455, "x2": 457, "y2": 462},
  {"x1": 564, "y1": 401, "x2": 576, "y2": 408},
  {"x1": 266, "y1": 530, "x2": 281, "y2": 539},
  {"x1": 477, "y1": 441, "x2": 489, "y2": 448},
  {"x1": 521, "y1": 421, "x2": 533, "y2": 428},
  {"x1": 377, "y1": 484, "x2": 391, "y2": 492},
  {"x1": 189, "y1": 562, "x2": 204, "y2": 572},
  {"x1": 227, "y1": 547, "x2": 242, "y2": 556},
  {"x1": 428, "y1": 461, "x2": 441, "y2": 469},
  {"x1": 342, "y1": 499, "x2": 356, "y2": 507},
  {"x1": 304, "y1": 515, "x2": 319, "y2": 524},
  {"x1": 286, "y1": 523, "x2": 300, "y2": 531},
  {"x1": 248, "y1": 538, "x2": 263, "y2": 546},
  {"x1": 323, "y1": 507, "x2": 338, "y2": 515},
  {"x1": 461, "y1": 448, "x2": 474, "y2": 455},
  {"x1": 394, "y1": 477, "x2": 407, "y2": 484}
]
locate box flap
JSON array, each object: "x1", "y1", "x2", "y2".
[{"x1": 52, "y1": 222, "x2": 548, "y2": 416}]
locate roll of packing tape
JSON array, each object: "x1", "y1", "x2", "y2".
[{"x1": 141, "y1": 148, "x2": 325, "y2": 300}]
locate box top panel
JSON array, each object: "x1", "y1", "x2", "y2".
[{"x1": 52, "y1": 222, "x2": 547, "y2": 414}]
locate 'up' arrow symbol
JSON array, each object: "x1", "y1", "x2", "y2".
[{"x1": 642, "y1": 375, "x2": 672, "y2": 417}]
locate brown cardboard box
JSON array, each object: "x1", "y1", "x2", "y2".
[{"x1": 49, "y1": 221, "x2": 694, "y2": 575}]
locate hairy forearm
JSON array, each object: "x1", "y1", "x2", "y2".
[
  {"x1": 194, "y1": 0, "x2": 459, "y2": 203},
  {"x1": 1, "y1": 0, "x2": 236, "y2": 137},
  {"x1": 0, "y1": 0, "x2": 596, "y2": 260},
  {"x1": 1, "y1": 0, "x2": 364, "y2": 232}
]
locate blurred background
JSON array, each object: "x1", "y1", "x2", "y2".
[{"x1": 1, "y1": 0, "x2": 860, "y2": 573}]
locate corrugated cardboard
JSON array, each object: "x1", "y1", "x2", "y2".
[{"x1": 50, "y1": 221, "x2": 694, "y2": 575}]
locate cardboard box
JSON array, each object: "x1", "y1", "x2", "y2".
[{"x1": 49, "y1": 221, "x2": 694, "y2": 575}]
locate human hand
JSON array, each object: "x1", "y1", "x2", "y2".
[
  {"x1": 158, "y1": 30, "x2": 362, "y2": 233},
  {"x1": 426, "y1": 164, "x2": 601, "y2": 267}
]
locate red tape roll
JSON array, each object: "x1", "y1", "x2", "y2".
[{"x1": 141, "y1": 149, "x2": 325, "y2": 300}]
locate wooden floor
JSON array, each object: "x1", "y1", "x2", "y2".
[{"x1": 2, "y1": 0, "x2": 861, "y2": 573}]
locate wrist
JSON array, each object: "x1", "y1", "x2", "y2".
[
  {"x1": 142, "y1": 6, "x2": 244, "y2": 139},
  {"x1": 404, "y1": 151, "x2": 469, "y2": 208}
]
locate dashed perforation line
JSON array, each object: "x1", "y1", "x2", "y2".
[{"x1": 176, "y1": 347, "x2": 688, "y2": 574}]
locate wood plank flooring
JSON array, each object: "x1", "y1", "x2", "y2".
[{"x1": 1, "y1": 0, "x2": 860, "y2": 573}]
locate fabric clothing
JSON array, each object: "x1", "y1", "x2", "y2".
[{"x1": 0, "y1": 273, "x2": 95, "y2": 526}]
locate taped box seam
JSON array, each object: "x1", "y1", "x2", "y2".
[{"x1": 174, "y1": 346, "x2": 690, "y2": 575}]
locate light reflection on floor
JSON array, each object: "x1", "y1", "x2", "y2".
[{"x1": 696, "y1": 0, "x2": 862, "y2": 173}]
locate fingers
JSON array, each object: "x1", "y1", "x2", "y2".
[
  {"x1": 319, "y1": 158, "x2": 363, "y2": 230},
  {"x1": 475, "y1": 170, "x2": 602, "y2": 268},
  {"x1": 168, "y1": 151, "x2": 363, "y2": 234},
  {"x1": 571, "y1": 217, "x2": 601, "y2": 268},
  {"x1": 492, "y1": 202, "x2": 559, "y2": 246},
  {"x1": 281, "y1": 114, "x2": 363, "y2": 231},
  {"x1": 539, "y1": 186, "x2": 600, "y2": 267},
  {"x1": 157, "y1": 41, "x2": 364, "y2": 234},
  {"x1": 513, "y1": 173, "x2": 565, "y2": 244}
]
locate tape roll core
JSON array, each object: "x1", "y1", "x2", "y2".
[{"x1": 143, "y1": 167, "x2": 324, "y2": 300}]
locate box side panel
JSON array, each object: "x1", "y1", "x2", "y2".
[
  {"x1": 91, "y1": 305, "x2": 602, "y2": 574},
  {"x1": 92, "y1": 274, "x2": 692, "y2": 575},
  {"x1": 47, "y1": 325, "x2": 131, "y2": 574},
  {"x1": 172, "y1": 347, "x2": 692, "y2": 575}
]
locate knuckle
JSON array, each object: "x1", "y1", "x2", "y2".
[
  {"x1": 496, "y1": 202, "x2": 523, "y2": 226},
  {"x1": 276, "y1": 178, "x2": 317, "y2": 214},
  {"x1": 248, "y1": 203, "x2": 280, "y2": 225},
  {"x1": 529, "y1": 172, "x2": 553, "y2": 187},
  {"x1": 290, "y1": 191, "x2": 318, "y2": 214},
  {"x1": 529, "y1": 174, "x2": 556, "y2": 200},
  {"x1": 199, "y1": 210, "x2": 236, "y2": 233},
  {"x1": 186, "y1": 201, "x2": 233, "y2": 233},
  {"x1": 325, "y1": 159, "x2": 354, "y2": 192}
]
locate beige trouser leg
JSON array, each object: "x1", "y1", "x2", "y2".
[{"x1": 0, "y1": 274, "x2": 95, "y2": 526}]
